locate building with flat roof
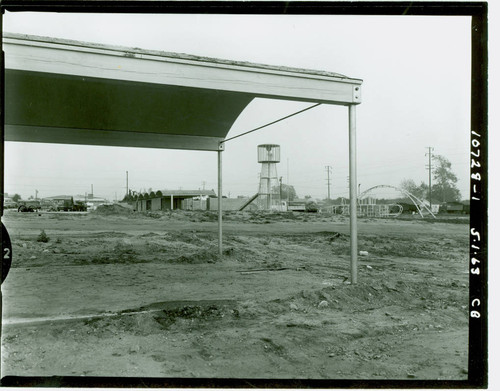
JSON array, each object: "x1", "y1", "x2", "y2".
[{"x1": 133, "y1": 189, "x2": 217, "y2": 211}]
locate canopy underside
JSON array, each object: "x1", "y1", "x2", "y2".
[
  {"x1": 4, "y1": 70, "x2": 253, "y2": 151},
  {"x1": 3, "y1": 33, "x2": 362, "y2": 151}
]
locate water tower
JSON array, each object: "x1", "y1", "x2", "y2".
[{"x1": 257, "y1": 144, "x2": 281, "y2": 210}]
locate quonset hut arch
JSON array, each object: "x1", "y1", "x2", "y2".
[
  {"x1": 359, "y1": 185, "x2": 436, "y2": 218},
  {"x1": 1, "y1": 33, "x2": 363, "y2": 285}
]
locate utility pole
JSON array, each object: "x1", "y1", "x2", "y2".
[
  {"x1": 325, "y1": 165, "x2": 332, "y2": 200},
  {"x1": 126, "y1": 171, "x2": 129, "y2": 197},
  {"x1": 287, "y1": 159, "x2": 290, "y2": 202},
  {"x1": 425, "y1": 147, "x2": 434, "y2": 211},
  {"x1": 202, "y1": 181, "x2": 206, "y2": 191}
]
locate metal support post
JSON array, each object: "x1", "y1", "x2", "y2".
[
  {"x1": 218, "y1": 149, "x2": 223, "y2": 257},
  {"x1": 348, "y1": 105, "x2": 358, "y2": 284}
]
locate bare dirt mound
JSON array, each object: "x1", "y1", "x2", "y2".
[{"x1": 93, "y1": 204, "x2": 134, "y2": 216}]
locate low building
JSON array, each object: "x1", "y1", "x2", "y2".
[
  {"x1": 440, "y1": 201, "x2": 468, "y2": 214},
  {"x1": 287, "y1": 199, "x2": 307, "y2": 212},
  {"x1": 422, "y1": 198, "x2": 442, "y2": 214},
  {"x1": 207, "y1": 197, "x2": 251, "y2": 211},
  {"x1": 182, "y1": 197, "x2": 208, "y2": 211},
  {"x1": 134, "y1": 189, "x2": 217, "y2": 211},
  {"x1": 74, "y1": 195, "x2": 108, "y2": 210}
]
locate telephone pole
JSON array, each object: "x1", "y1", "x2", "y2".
[
  {"x1": 425, "y1": 147, "x2": 434, "y2": 210},
  {"x1": 325, "y1": 165, "x2": 332, "y2": 200},
  {"x1": 287, "y1": 158, "x2": 290, "y2": 202}
]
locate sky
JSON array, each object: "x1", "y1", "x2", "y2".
[{"x1": 2, "y1": 12, "x2": 471, "y2": 201}]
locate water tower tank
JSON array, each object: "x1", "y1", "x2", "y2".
[{"x1": 258, "y1": 144, "x2": 280, "y2": 163}]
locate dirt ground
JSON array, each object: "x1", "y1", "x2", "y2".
[{"x1": 1, "y1": 207, "x2": 469, "y2": 381}]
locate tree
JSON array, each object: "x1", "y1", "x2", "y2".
[
  {"x1": 273, "y1": 184, "x2": 297, "y2": 201},
  {"x1": 432, "y1": 155, "x2": 461, "y2": 202},
  {"x1": 122, "y1": 189, "x2": 135, "y2": 202},
  {"x1": 400, "y1": 179, "x2": 428, "y2": 200},
  {"x1": 322, "y1": 197, "x2": 338, "y2": 205},
  {"x1": 12, "y1": 193, "x2": 21, "y2": 202}
]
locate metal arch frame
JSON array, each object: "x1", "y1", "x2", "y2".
[{"x1": 359, "y1": 185, "x2": 436, "y2": 219}]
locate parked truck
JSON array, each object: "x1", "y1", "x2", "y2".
[
  {"x1": 17, "y1": 200, "x2": 41, "y2": 212},
  {"x1": 18, "y1": 197, "x2": 87, "y2": 212},
  {"x1": 55, "y1": 197, "x2": 87, "y2": 212}
]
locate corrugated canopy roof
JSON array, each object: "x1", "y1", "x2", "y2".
[
  {"x1": 157, "y1": 190, "x2": 217, "y2": 197},
  {"x1": 3, "y1": 33, "x2": 362, "y2": 151}
]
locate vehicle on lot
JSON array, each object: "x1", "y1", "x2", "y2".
[
  {"x1": 56, "y1": 198, "x2": 74, "y2": 211},
  {"x1": 56, "y1": 197, "x2": 87, "y2": 212},
  {"x1": 17, "y1": 197, "x2": 87, "y2": 212},
  {"x1": 17, "y1": 200, "x2": 41, "y2": 212},
  {"x1": 72, "y1": 201, "x2": 87, "y2": 211},
  {"x1": 3, "y1": 198, "x2": 18, "y2": 209}
]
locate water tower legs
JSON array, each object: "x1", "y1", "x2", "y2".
[{"x1": 267, "y1": 162, "x2": 271, "y2": 209}]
